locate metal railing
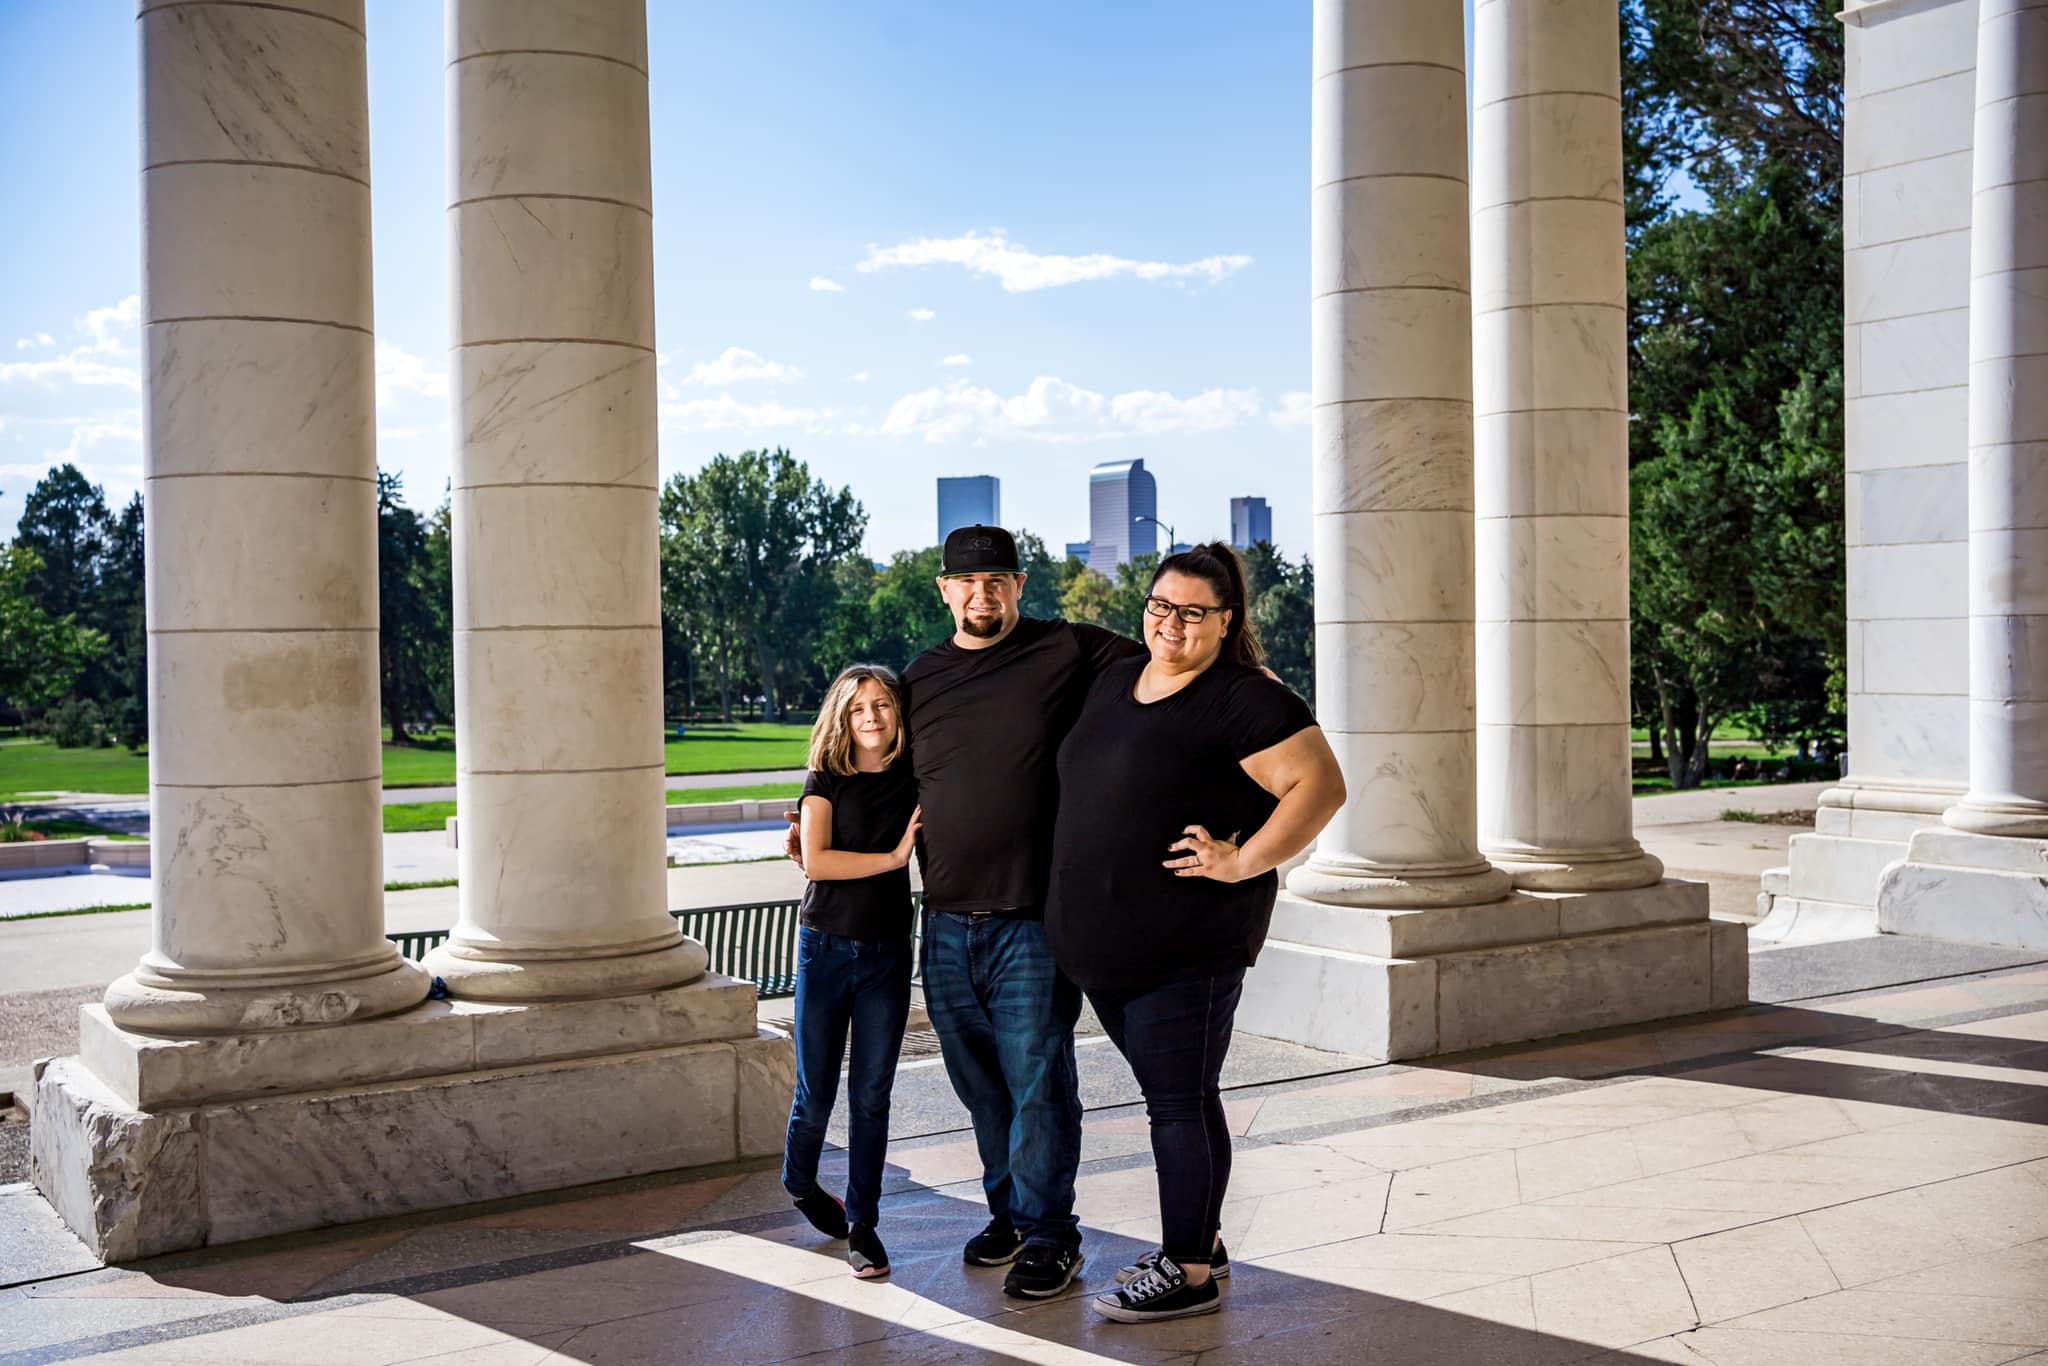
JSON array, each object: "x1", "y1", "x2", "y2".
[{"x1": 388, "y1": 894, "x2": 925, "y2": 1001}]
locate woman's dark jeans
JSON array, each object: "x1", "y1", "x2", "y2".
[
  {"x1": 782, "y1": 926, "x2": 913, "y2": 1228},
  {"x1": 1088, "y1": 967, "x2": 1245, "y2": 1265}
]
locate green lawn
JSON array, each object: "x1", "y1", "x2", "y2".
[
  {"x1": 381, "y1": 781, "x2": 803, "y2": 834},
  {"x1": 0, "y1": 724, "x2": 813, "y2": 799}
]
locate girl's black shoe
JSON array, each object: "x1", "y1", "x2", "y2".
[{"x1": 1093, "y1": 1254, "x2": 1221, "y2": 1323}]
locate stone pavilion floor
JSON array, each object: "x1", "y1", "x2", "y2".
[{"x1": 4, "y1": 943, "x2": 2048, "y2": 1364}]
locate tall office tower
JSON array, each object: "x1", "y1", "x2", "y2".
[
  {"x1": 1086, "y1": 458, "x2": 1158, "y2": 575},
  {"x1": 1230, "y1": 496, "x2": 1273, "y2": 549},
  {"x1": 1064, "y1": 540, "x2": 1091, "y2": 563},
  {"x1": 936, "y1": 475, "x2": 1000, "y2": 541}
]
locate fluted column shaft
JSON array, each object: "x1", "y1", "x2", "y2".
[
  {"x1": 1289, "y1": 0, "x2": 1512, "y2": 909},
  {"x1": 1946, "y1": 0, "x2": 2048, "y2": 839},
  {"x1": 106, "y1": 0, "x2": 428, "y2": 1032},
  {"x1": 1471, "y1": 0, "x2": 1662, "y2": 890},
  {"x1": 425, "y1": 0, "x2": 703, "y2": 1000}
]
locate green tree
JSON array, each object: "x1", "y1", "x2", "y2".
[
  {"x1": 1249, "y1": 548, "x2": 1316, "y2": 705},
  {"x1": 376, "y1": 472, "x2": 440, "y2": 744},
  {"x1": 418, "y1": 491, "x2": 456, "y2": 726},
  {"x1": 0, "y1": 545, "x2": 103, "y2": 712},
  {"x1": 658, "y1": 449, "x2": 866, "y2": 722},
  {"x1": 14, "y1": 464, "x2": 108, "y2": 623},
  {"x1": 93, "y1": 494, "x2": 148, "y2": 748},
  {"x1": 1623, "y1": 2, "x2": 1844, "y2": 786}
]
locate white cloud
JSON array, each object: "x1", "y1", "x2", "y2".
[
  {"x1": 859, "y1": 230, "x2": 1252, "y2": 293},
  {"x1": 1, "y1": 297, "x2": 142, "y2": 391},
  {"x1": 1269, "y1": 391, "x2": 1311, "y2": 430},
  {"x1": 907, "y1": 308, "x2": 937, "y2": 322},
  {"x1": 659, "y1": 394, "x2": 835, "y2": 434},
  {"x1": 808, "y1": 276, "x2": 846, "y2": 293},
  {"x1": 680, "y1": 346, "x2": 803, "y2": 386},
  {"x1": 939, "y1": 354, "x2": 973, "y2": 367},
  {"x1": 374, "y1": 340, "x2": 448, "y2": 408},
  {"x1": 871, "y1": 376, "x2": 1263, "y2": 445},
  {"x1": 80, "y1": 296, "x2": 141, "y2": 354},
  {"x1": 849, "y1": 371, "x2": 871, "y2": 383}
]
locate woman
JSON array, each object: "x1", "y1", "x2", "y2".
[
  {"x1": 1047, "y1": 543, "x2": 1345, "y2": 1324},
  {"x1": 782, "y1": 663, "x2": 922, "y2": 1279}
]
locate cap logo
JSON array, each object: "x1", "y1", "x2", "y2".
[{"x1": 971, "y1": 536, "x2": 993, "y2": 550}]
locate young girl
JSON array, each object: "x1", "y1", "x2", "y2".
[{"x1": 782, "y1": 663, "x2": 922, "y2": 1279}]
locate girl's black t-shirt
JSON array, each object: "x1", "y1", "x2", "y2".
[
  {"x1": 799, "y1": 763, "x2": 918, "y2": 942},
  {"x1": 1047, "y1": 657, "x2": 1318, "y2": 993}
]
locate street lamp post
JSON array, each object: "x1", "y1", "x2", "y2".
[{"x1": 1134, "y1": 514, "x2": 1176, "y2": 554}]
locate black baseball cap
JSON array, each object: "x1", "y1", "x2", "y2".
[{"x1": 941, "y1": 524, "x2": 1021, "y2": 576}]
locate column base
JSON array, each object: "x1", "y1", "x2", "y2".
[
  {"x1": 1287, "y1": 856, "x2": 1514, "y2": 908},
  {"x1": 1944, "y1": 798, "x2": 2048, "y2": 840},
  {"x1": 1484, "y1": 846, "x2": 1665, "y2": 893},
  {"x1": 1238, "y1": 880, "x2": 1743, "y2": 1060},
  {"x1": 1876, "y1": 828, "x2": 2048, "y2": 950},
  {"x1": 1756, "y1": 781, "x2": 1960, "y2": 942},
  {"x1": 29, "y1": 974, "x2": 791, "y2": 1262},
  {"x1": 102, "y1": 948, "x2": 431, "y2": 1035},
  {"x1": 423, "y1": 932, "x2": 708, "y2": 1002}
]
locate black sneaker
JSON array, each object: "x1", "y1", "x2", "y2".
[
  {"x1": 1094, "y1": 1254, "x2": 1221, "y2": 1323},
  {"x1": 963, "y1": 1217, "x2": 1025, "y2": 1266},
  {"x1": 1003, "y1": 1243, "x2": 1086, "y2": 1299},
  {"x1": 1116, "y1": 1241, "x2": 1231, "y2": 1284},
  {"x1": 793, "y1": 1187, "x2": 849, "y2": 1240},
  {"x1": 847, "y1": 1223, "x2": 890, "y2": 1279}
]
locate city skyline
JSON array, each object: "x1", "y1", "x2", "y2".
[{"x1": 1086, "y1": 457, "x2": 1159, "y2": 575}]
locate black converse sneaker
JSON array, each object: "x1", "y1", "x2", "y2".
[
  {"x1": 1002, "y1": 1243, "x2": 1086, "y2": 1299},
  {"x1": 1116, "y1": 1241, "x2": 1230, "y2": 1284},
  {"x1": 1094, "y1": 1254, "x2": 1221, "y2": 1323},
  {"x1": 963, "y1": 1217, "x2": 1026, "y2": 1266},
  {"x1": 847, "y1": 1223, "x2": 890, "y2": 1279},
  {"x1": 792, "y1": 1188, "x2": 849, "y2": 1240}
]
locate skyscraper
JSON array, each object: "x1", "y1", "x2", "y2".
[
  {"x1": 1064, "y1": 540, "x2": 1091, "y2": 563},
  {"x1": 1230, "y1": 496, "x2": 1272, "y2": 550},
  {"x1": 1086, "y1": 458, "x2": 1158, "y2": 576},
  {"x1": 936, "y1": 475, "x2": 1000, "y2": 541}
]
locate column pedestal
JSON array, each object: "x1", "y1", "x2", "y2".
[
  {"x1": 1756, "y1": 781, "x2": 1957, "y2": 943},
  {"x1": 1240, "y1": 883, "x2": 1742, "y2": 1061},
  {"x1": 1876, "y1": 829, "x2": 2048, "y2": 949},
  {"x1": 32, "y1": 977, "x2": 792, "y2": 1262}
]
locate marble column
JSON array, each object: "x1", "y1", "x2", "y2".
[
  {"x1": 1948, "y1": 0, "x2": 2048, "y2": 840},
  {"x1": 1470, "y1": 0, "x2": 1662, "y2": 891},
  {"x1": 1288, "y1": 0, "x2": 1513, "y2": 909},
  {"x1": 424, "y1": 0, "x2": 704, "y2": 1000},
  {"x1": 104, "y1": 0, "x2": 428, "y2": 1033}
]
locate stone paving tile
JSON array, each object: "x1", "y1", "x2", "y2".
[
  {"x1": 1670, "y1": 1215, "x2": 1841, "y2": 1323},
  {"x1": 1584, "y1": 1328, "x2": 2037, "y2": 1365},
  {"x1": 1, "y1": 1186, "x2": 100, "y2": 1285},
  {"x1": 1862, "y1": 1238, "x2": 2048, "y2": 1302},
  {"x1": 1725, "y1": 1286, "x2": 2048, "y2": 1346},
  {"x1": 1383, "y1": 1149, "x2": 1521, "y2": 1230}
]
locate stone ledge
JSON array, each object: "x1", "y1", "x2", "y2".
[
  {"x1": 1240, "y1": 883, "x2": 1741, "y2": 1061},
  {"x1": 31, "y1": 1025, "x2": 794, "y2": 1262},
  {"x1": 1265, "y1": 880, "x2": 1708, "y2": 959},
  {"x1": 80, "y1": 973, "x2": 760, "y2": 1109},
  {"x1": 1878, "y1": 829, "x2": 2048, "y2": 950}
]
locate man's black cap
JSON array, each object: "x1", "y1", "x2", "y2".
[{"x1": 941, "y1": 524, "x2": 1021, "y2": 576}]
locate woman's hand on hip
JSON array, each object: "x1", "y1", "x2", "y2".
[{"x1": 1165, "y1": 824, "x2": 1245, "y2": 882}]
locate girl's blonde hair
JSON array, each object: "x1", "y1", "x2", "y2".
[{"x1": 807, "y1": 664, "x2": 908, "y2": 776}]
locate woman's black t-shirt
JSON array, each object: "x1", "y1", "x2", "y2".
[
  {"x1": 1047, "y1": 657, "x2": 1318, "y2": 993},
  {"x1": 799, "y1": 764, "x2": 918, "y2": 942}
]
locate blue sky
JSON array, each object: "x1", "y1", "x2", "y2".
[{"x1": 0, "y1": 1, "x2": 1478, "y2": 559}]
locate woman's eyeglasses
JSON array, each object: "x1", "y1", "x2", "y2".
[{"x1": 1143, "y1": 595, "x2": 1231, "y2": 624}]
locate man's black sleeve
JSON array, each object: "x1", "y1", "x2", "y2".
[{"x1": 1069, "y1": 621, "x2": 1146, "y2": 676}]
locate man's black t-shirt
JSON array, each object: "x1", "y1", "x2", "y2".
[
  {"x1": 904, "y1": 617, "x2": 1143, "y2": 914},
  {"x1": 1047, "y1": 656, "x2": 1318, "y2": 993},
  {"x1": 798, "y1": 764, "x2": 918, "y2": 941}
]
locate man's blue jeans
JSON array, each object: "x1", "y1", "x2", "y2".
[
  {"x1": 782, "y1": 927, "x2": 913, "y2": 1228},
  {"x1": 921, "y1": 911, "x2": 1084, "y2": 1251}
]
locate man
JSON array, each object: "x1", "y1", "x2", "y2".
[{"x1": 790, "y1": 523, "x2": 1139, "y2": 1298}]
